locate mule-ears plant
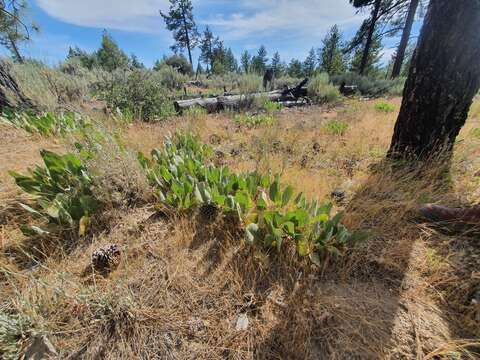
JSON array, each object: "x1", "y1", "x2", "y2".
[
  {"x1": 9, "y1": 150, "x2": 100, "y2": 236},
  {"x1": 139, "y1": 132, "x2": 366, "y2": 265},
  {"x1": 1, "y1": 111, "x2": 89, "y2": 136}
]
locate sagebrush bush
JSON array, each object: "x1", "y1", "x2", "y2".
[
  {"x1": 307, "y1": 73, "x2": 341, "y2": 104},
  {"x1": 96, "y1": 69, "x2": 176, "y2": 121},
  {"x1": 238, "y1": 74, "x2": 262, "y2": 94},
  {"x1": 276, "y1": 76, "x2": 301, "y2": 89},
  {"x1": 155, "y1": 65, "x2": 188, "y2": 90},
  {"x1": 331, "y1": 72, "x2": 406, "y2": 97},
  {"x1": 5, "y1": 58, "x2": 103, "y2": 110}
]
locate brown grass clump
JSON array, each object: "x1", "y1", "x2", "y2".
[{"x1": 1, "y1": 98, "x2": 480, "y2": 359}]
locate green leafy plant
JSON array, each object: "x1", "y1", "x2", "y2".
[
  {"x1": 262, "y1": 100, "x2": 283, "y2": 115},
  {"x1": 324, "y1": 120, "x2": 349, "y2": 136},
  {"x1": 234, "y1": 113, "x2": 275, "y2": 127},
  {"x1": 139, "y1": 132, "x2": 366, "y2": 264},
  {"x1": 1, "y1": 111, "x2": 89, "y2": 136},
  {"x1": 9, "y1": 150, "x2": 100, "y2": 236},
  {"x1": 374, "y1": 101, "x2": 396, "y2": 113},
  {"x1": 0, "y1": 313, "x2": 32, "y2": 360}
]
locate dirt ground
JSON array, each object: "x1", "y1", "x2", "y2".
[{"x1": 1, "y1": 98, "x2": 479, "y2": 359}]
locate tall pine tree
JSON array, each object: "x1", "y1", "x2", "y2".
[
  {"x1": 318, "y1": 25, "x2": 346, "y2": 75},
  {"x1": 160, "y1": 0, "x2": 199, "y2": 66}
]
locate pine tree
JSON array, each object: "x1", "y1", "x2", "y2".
[
  {"x1": 96, "y1": 30, "x2": 129, "y2": 72},
  {"x1": 199, "y1": 26, "x2": 215, "y2": 72},
  {"x1": 271, "y1": 52, "x2": 281, "y2": 76},
  {"x1": 349, "y1": 29, "x2": 382, "y2": 76},
  {"x1": 318, "y1": 25, "x2": 346, "y2": 75},
  {"x1": 0, "y1": 0, "x2": 39, "y2": 63},
  {"x1": 303, "y1": 47, "x2": 317, "y2": 77},
  {"x1": 240, "y1": 50, "x2": 251, "y2": 73},
  {"x1": 287, "y1": 59, "x2": 303, "y2": 78},
  {"x1": 388, "y1": 0, "x2": 480, "y2": 160},
  {"x1": 225, "y1": 48, "x2": 238, "y2": 73},
  {"x1": 66, "y1": 46, "x2": 97, "y2": 69},
  {"x1": 130, "y1": 54, "x2": 145, "y2": 69},
  {"x1": 390, "y1": 0, "x2": 421, "y2": 78},
  {"x1": 349, "y1": 0, "x2": 383, "y2": 75},
  {"x1": 160, "y1": 0, "x2": 199, "y2": 66},
  {"x1": 251, "y1": 45, "x2": 268, "y2": 74}
]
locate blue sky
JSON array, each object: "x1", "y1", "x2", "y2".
[{"x1": 9, "y1": 0, "x2": 423, "y2": 68}]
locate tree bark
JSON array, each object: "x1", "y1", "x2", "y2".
[
  {"x1": 8, "y1": 33, "x2": 24, "y2": 64},
  {"x1": 0, "y1": 60, "x2": 33, "y2": 110},
  {"x1": 388, "y1": 0, "x2": 480, "y2": 160},
  {"x1": 181, "y1": 7, "x2": 193, "y2": 67},
  {"x1": 359, "y1": 0, "x2": 382, "y2": 75},
  {"x1": 391, "y1": 0, "x2": 419, "y2": 79}
]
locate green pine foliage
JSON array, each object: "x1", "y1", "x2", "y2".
[{"x1": 318, "y1": 25, "x2": 347, "y2": 76}]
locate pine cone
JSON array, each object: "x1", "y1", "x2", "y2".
[{"x1": 91, "y1": 244, "x2": 121, "y2": 273}]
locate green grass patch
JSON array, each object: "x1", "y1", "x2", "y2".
[
  {"x1": 324, "y1": 120, "x2": 349, "y2": 136},
  {"x1": 235, "y1": 113, "x2": 276, "y2": 127},
  {"x1": 374, "y1": 101, "x2": 396, "y2": 113}
]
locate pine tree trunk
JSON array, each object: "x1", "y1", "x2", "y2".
[
  {"x1": 181, "y1": 9, "x2": 193, "y2": 66},
  {"x1": 391, "y1": 0, "x2": 419, "y2": 79},
  {"x1": 359, "y1": 0, "x2": 381, "y2": 75},
  {"x1": 388, "y1": 0, "x2": 480, "y2": 160},
  {"x1": 8, "y1": 34, "x2": 24, "y2": 64}
]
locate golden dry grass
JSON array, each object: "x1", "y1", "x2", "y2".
[{"x1": 1, "y1": 98, "x2": 479, "y2": 359}]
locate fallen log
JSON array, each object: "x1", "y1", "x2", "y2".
[{"x1": 174, "y1": 78, "x2": 309, "y2": 113}]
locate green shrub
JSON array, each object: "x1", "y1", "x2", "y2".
[
  {"x1": 97, "y1": 69, "x2": 176, "y2": 121},
  {"x1": 238, "y1": 74, "x2": 262, "y2": 94},
  {"x1": 324, "y1": 120, "x2": 349, "y2": 136},
  {"x1": 374, "y1": 101, "x2": 396, "y2": 113},
  {"x1": 331, "y1": 72, "x2": 406, "y2": 97},
  {"x1": 139, "y1": 132, "x2": 366, "y2": 264},
  {"x1": 154, "y1": 55, "x2": 193, "y2": 75},
  {"x1": 155, "y1": 65, "x2": 188, "y2": 90},
  {"x1": 261, "y1": 100, "x2": 283, "y2": 115},
  {"x1": 307, "y1": 73, "x2": 341, "y2": 104},
  {"x1": 234, "y1": 113, "x2": 276, "y2": 127},
  {"x1": 276, "y1": 76, "x2": 301, "y2": 89},
  {"x1": 9, "y1": 150, "x2": 100, "y2": 236},
  {"x1": 6, "y1": 58, "x2": 103, "y2": 110}
]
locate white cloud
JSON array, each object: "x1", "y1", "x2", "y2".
[
  {"x1": 35, "y1": 0, "x2": 169, "y2": 32},
  {"x1": 203, "y1": 0, "x2": 365, "y2": 40},
  {"x1": 35, "y1": 0, "x2": 364, "y2": 38}
]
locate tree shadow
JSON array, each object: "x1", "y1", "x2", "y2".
[{"x1": 184, "y1": 159, "x2": 480, "y2": 358}]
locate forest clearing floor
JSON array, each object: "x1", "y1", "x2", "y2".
[{"x1": 1, "y1": 97, "x2": 480, "y2": 359}]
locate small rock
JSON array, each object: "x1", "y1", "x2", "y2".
[
  {"x1": 23, "y1": 335, "x2": 57, "y2": 360},
  {"x1": 235, "y1": 313, "x2": 249, "y2": 331},
  {"x1": 475, "y1": 170, "x2": 480, "y2": 177},
  {"x1": 91, "y1": 244, "x2": 121, "y2": 274}
]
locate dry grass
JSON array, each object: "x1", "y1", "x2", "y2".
[{"x1": 1, "y1": 98, "x2": 480, "y2": 359}]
